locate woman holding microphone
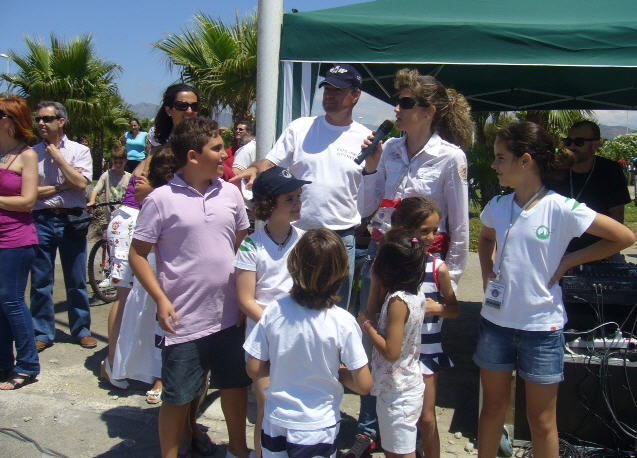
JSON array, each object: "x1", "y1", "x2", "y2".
[{"x1": 351, "y1": 68, "x2": 473, "y2": 458}]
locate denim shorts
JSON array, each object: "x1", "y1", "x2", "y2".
[
  {"x1": 161, "y1": 325, "x2": 251, "y2": 405},
  {"x1": 473, "y1": 318, "x2": 565, "y2": 385}
]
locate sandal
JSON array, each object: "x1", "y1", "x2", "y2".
[
  {"x1": 192, "y1": 432, "x2": 217, "y2": 456},
  {"x1": 100, "y1": 359, "x2": 129, "y2": 390},
  {"x1": 146, "y1": 389, "x2": 162, "y2": 404},
  {"x1": 0, "y1": 372, "x2": 37, "y2": 391},
  {"x1": 0, "y1": 369, "x2": 11, "y2": 381}
]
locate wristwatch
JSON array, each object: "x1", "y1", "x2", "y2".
[{"x1": 54, "y1": 184, "x2": 61, "y2": 193}]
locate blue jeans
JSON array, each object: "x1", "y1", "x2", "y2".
[
  {"x1": 335, "y1": 228, "x2": 356, "y2": 310},
  {"x1": 356, "y1": 241, "x2": 379, "y2": 439},
  {"x1": 0, "y1": 246, "x2": 40, "y2": 376},
  {"x1": 30, "y1": 211, "x2": 91, "y2": 344}
]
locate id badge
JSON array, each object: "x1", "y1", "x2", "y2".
[{"x1": 483, "y1": 280, "x2": 506, "y2": 309}]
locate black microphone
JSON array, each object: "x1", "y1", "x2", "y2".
[{"x1": 355, "y1": 120, "x2": 394, "y2": 165}]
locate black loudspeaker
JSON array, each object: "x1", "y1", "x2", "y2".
[{"x1": 514, "y1": 354, "x2": 637, "y2": 450}]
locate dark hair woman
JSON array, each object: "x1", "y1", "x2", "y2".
[{"x1": 120, "y1": 118, "x2": 148, "y2": 173}]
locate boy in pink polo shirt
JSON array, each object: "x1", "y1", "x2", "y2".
[{"x1": 129, "y1": 118, "x2": 251, "y2": 458}]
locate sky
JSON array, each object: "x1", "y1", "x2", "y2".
[
  {"x1": 2, "y1": 0, "x2": 361, "y2": 105},
  {"x1": 3, "y1": 0, "x2": 637, "y2": 131}
]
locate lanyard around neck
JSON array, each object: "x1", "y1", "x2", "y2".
[{"x1": 494, "y1": 186, "x2": 546, "y2": 276}]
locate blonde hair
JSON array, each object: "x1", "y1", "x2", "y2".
[{"x1": 394, "y1": 68, "x2": 473, "y2": 149}]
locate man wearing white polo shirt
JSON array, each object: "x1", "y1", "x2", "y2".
[{"x1": 236, "y1": 64, "x2": 375, "y2": 309}]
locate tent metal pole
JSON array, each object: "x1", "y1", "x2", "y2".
[{"x1": 256, "y1": 0, "x2": 283, "y2": 161}]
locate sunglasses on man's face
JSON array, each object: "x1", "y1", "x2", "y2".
[
  {"x1": 172, "y1": 101, "x2": 200, "y2": 112},
  {"x1": 396, "y1": 97, "x2": 429, "y2": 110},
  {"x1": 35, "y1": 115, "x2": 61, "y2": 124},
  {"x1": 562, "y1": 137, "x2": 598, "y2": 147}
]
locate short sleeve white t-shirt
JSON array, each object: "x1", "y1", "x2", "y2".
[
  {"x1": 233, "y1": 139, "x2": 256, "y2": 171},
  {"x1": 243, "y1": 295, "x2": 368, "y2": 430},
  {"x1": 233, "y1": 226, "x2": 304, "y2": 335},
  {"x1": 480, "y1": 191, "x2": 596, "y2": 331},
  {"x1": 266, "y1": 116, "x2": 371, "y2": 230}
]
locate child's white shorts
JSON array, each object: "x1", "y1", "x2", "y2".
[
  {"x1": 261, "y1": 417, "x2": 339, "y2": 458},
  {"x1": 376, "y1": 390, "x2": 424, "y2": 454}
]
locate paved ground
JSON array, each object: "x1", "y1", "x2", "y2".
[{"x1": 1, "y1": 237, "x2": 635, "y2": 457}]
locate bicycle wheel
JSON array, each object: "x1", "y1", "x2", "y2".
[{"x1": 88, "y1": 238, "x2": 117, "y2": 303}]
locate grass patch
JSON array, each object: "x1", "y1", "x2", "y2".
[
  {"x1": 469, "y1": 216, "x2": 482, "y2": 252},
  {"x1": 625, "y1": 201, "x2": 637, "y2": 233},
  {"x1": 469, "y1": 201, "x2": 483, "y2": 253}
]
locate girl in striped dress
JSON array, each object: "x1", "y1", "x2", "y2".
[{"x1": 391, "y1": 197, "x2": 458, "y2": 457}]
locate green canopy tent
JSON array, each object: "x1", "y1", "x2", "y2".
[{"x1": 276, "y1": 0, "x2": 637, "y2": 134}]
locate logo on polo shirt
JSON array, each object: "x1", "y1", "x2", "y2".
[{"x1": 535, "y1": 225, "x2": 550, "y2": 240}]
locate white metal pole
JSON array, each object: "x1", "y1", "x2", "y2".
[{"x1": 255, "y1": 0, "x2": 283, "y2": 161}]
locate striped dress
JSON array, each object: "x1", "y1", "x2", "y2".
[{"x1": 418, "y1": 255, "x2": 454, "y2": 375}]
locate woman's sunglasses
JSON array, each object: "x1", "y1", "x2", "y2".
[
  {"x1": 172, "y1": 101, "x2": 200, "y2": 112},
  {"x1": 396, "y1": 97, "x2": 429, "y2": 110},
  {"x1": 562, "y1": 137, "x2": 597, "y2": 147}
]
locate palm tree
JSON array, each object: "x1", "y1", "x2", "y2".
[
  {"x1": 1, "y1": 33, "x2": 129, "y2": 177},
  {"x1": 154, "y1": 12, "x2": 257, "y2": 125}
]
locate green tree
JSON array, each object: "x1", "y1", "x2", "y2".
[
  {"x1": 598, "y1": 133, "x2": 637, "y2": 162},
  {"x1": 1, "y1": 34, "x2": 129, "y2": 177},
  {"x1": 154, "y1": 12, "x2": 257, "y2": 125}
]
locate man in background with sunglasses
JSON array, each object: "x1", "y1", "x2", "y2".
[
  {"x1": 30, "y1": 101, "x2": 95, "y2": 353},
  {"x1": 551, "y1": 120, "x2": 630, "y2": 252}
]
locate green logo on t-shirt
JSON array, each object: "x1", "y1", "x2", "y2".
[{"x1": 536, "y1": 225, "x2": 550, "y2": 240}]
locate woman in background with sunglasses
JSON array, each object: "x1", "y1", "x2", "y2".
[
  {"x1": 0, "y1": 97, "x2": 40, "y2": 390},
  {"x1": 355, "y1": 69, "x2": 473, "y2": 458},
  {"x1": 101, "y1": 84, "x2": 200, "y2": 400}
]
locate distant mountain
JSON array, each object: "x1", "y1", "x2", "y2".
[
  {"x1": 129, "y1": 103, "x2": 160, "y2": 120},
  {"x1": 600, "y1": 124, "x2": 636, "y2": 140}
]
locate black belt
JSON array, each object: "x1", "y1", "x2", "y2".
[
  {"x1": 333, "y1": 226, "x2": 357, "y2": 236},
  {"x1": 34, "y1": 207, "x2": 83, "y2": 216}
]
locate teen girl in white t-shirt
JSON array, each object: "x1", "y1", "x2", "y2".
[
  {"x1": 476, "y1": 121, "x2": 635, "y2": 457},
  {"x1": 235, "y1": 166, "x2": 309, "y2": 458}
]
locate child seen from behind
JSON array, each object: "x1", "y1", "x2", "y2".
[
  {"x1": 234, "y1": 166, "x2": 310, "y2": 457},
  {"x1": 244, "y1": 229, "x2": 373, "y2": 458}
]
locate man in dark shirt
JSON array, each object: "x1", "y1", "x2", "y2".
[{"x1": 552, "y1": 120, "x2": 631, "y2": 252}]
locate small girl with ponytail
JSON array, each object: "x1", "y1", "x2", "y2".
[
  {"x1": 476, "y1": 121, "x2": 635, "y2": 457},
  {"x1": 360, "y1": 228, "x2": 435, "y2": 458}
]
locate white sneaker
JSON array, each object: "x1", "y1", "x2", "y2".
[{"x1": 98, "y1": 277, "x2": 111, "y2": 288}]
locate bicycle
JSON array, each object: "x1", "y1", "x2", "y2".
[{"x1": 87, "y1": 201, "x2": 121, "y2": 303}]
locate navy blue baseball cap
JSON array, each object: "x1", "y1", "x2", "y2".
[
  {"x1": 252, "y1": 166, "x2": 311, "y2": 201},
  {"x1": 319, "y1": 64, "x2": 363, "y2": 89}
]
